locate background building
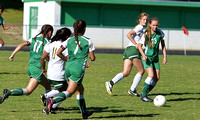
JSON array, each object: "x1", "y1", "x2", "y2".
[{"x1": 23, "y1": 0, "x2": 200, "y2": 50}]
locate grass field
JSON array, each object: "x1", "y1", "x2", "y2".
[{"x1": 0, "y1": 51, "x2": 200, "y2": 119}]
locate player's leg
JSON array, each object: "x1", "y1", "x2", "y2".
[
  {"x1": 149, "y1": 69, "x2": 160, "y2": 93},
  {"x1": 105, "y1": 59, "x2": 133, "y2": 95},
  {"x1": 128, "y1": 58, "x2": 144, "y2": 96},
  {"x1": 0, "y1": 38, "x2": 4, "y2": 47}
]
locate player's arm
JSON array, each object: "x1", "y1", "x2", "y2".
[
  {"x1": 56, "y1": 47, "x2": 68, "y2": 61},
  {"x1": 138, "y1": 43, "x2": 147, "y2": 61},
  {"x1": 9, "y1": 42, "x2": 29, "y2": 61},
  {"x1": 41, "y1": 51, "x2": 49, "y2": 74},
  {"x1": 127, "y1": 30, "x2": 138, "y2": 48},
  {"x1": 161, "y1": 39, "x2": 167, "y2": 64},
  {"x1": 2, "y1": 24, "x2": 14, "y2": 30}
]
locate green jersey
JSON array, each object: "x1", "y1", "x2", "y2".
[
  {"x1": 0, "y1": 16, "x2": 4, "y2": 25},
  {"x1": 27, "y1": 36, "x2": 49, "y2": 68},
  {"x1": 61, "y1": 35, "x2": 95, "y2": 64},
  {"x1": 140, "y1": 29, "x2": 165, "y2": 61}
]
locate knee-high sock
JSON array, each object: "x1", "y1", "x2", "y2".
[
  {"x1": 53, "y1": 91, "x2": 70, "y2": 104},
  {"x1": 141, "y1": 77, "x2": 152, "y2": 97},
  {"x1": 130, "y1": 73, "x2": 142, "y2": 91},
  {"x1": 10, "y1": 88, "x2": 28, "y2": 96},
  {"x1": 77, "y1": 95, "x2": 86, "y2": 115},
  {"x1": 149, "y1": 79, "x2": 157, "y2": 93},
  {"x1": 111, "y1": 73, "x2": 124, "y2": 85},
  {"x1": 45, "y1": 89, "x2": 59, "y2": 98}
]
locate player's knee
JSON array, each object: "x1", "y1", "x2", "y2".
[{"x1": 122, "y1": 71, "x2": 130, "y2": 77}]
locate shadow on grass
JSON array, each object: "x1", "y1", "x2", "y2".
[
  {"x1": 0, "y1": 72, "x2": 20, "y2": 74},
  {"x1": 150, "y1": 92, "x2": 200, "y2": 96}
]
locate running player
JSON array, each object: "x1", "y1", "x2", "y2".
[
  {"x1": 44, "y1": 20, "x2": 95, "y2": 119},
  {"x1": 0, "y1": 24, "x2": 53, "y2": 104},
  {"x1": 40, "y1": 27, "x2": 72, "y2": 111},
  {"x1": 138, "y1": 17, "x2": 167, "y2": 102},
  {"x1": 0, "y1": 4, "x2": 14, "y2": 47},
  {"x1": 105, "y1": 12, "x2": 149, "y2": 96}
]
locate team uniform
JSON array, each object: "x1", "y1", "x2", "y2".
[
  {"x1": 123, "y1": 24, "x2": 144, "y2": 60},
  {"x1": 61, "y1": 36, "x2": 95, "y2": 85},
  {"x1": 44, "y1": 41, "x2": 68, "y2": 88},
  {"x1": 140, "y1": 29, "x2": 165, "y2": 70},
  {"x1": 0, "y1": 17, "x2": 4, "y2": 40},
  {"x1": 27, "y1": 36, "x2": 49, "y2": 83}
]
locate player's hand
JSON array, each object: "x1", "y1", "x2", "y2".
[
  {"x1": 42, "y1": 69, "x2": 47, "y2": 74},
  {"x1": 86, "y1": 63, "x2": 91, "y2": 68},
  {"x1": 163, "y1": 58, "x2": 167, "y2": 64},
  {"x1": 142, "y1": 55, "x2": 147, "y2": 61},
  {"x1": 10, "y1": 25, "x2": 14, "y2": 28},
  {"x1": 9, "y1": 56, "x2": 14, "y2": 61}
]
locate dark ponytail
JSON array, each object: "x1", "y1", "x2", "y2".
[
  {"x1": 51, "y1": 27, "x2": 72, "y2": 43},
  {"x1": 73, "y1": 20, "x2": 86, "y2": 50}
]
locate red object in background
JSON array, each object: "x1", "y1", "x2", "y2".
[{"x1": 182, "y1": 26, "x2": 189, "y2": 36}]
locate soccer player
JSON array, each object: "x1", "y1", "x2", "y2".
[
  {"x1": 0, "y1": 24, "x2": 53, "y2": 104},
  {"x1": 105, "y1": 12, "x2": 149, "y2": 96},
  {"x1": 44, "y1": 20, "x2": 95, "y2": 119},
  {"x1": 0, "y1": 4, "x2": 14, "y2": 47},
  {"x1": 138, "y1": 17, "x2": 167, "y2": 102},
  {"x1": 40, "y1": 27, "x2": 72, "y2": 111}
]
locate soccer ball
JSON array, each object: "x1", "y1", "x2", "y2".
[{"x1": 153, "y1": 95, "x2": 166, "y2": 107}]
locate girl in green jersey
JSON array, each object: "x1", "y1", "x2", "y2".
[
  {"x1": 0, "y1": 24, "x2": 53, "y2": 105},
  {"x1": 138, "y1": 17, "x2": 167, "y2": 102},
  {"x1": 44, "y1": 20, "x2": 95, "y2": 119},
  {"x1": 0, "y1": 4, "x2": 14, "y2": 47}
]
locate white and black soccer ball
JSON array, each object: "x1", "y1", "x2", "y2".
[{"x1": 153, "y1": 95, "x2": 166, "y2": 107}]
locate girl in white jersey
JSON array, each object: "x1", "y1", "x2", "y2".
[
  {"x1": 40, "y1": 27, "x2": 72, "y2": 111},
  {"x1": 105, "y1": 12, "x2": 149, "y2": 96}
]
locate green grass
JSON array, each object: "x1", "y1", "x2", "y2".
[{"x1": 0, "y1": 51, "x2": 200, "y2": 119}]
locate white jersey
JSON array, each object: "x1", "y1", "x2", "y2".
[
  {"x1": 44, "y1": 41, "x2": 68, "y2": 81},
  {"x1": 127, "y1": 24, "x2": 144, "y2": 47}
]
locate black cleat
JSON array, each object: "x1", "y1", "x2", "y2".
[
  {"x1": 141, "y1": 96, "x2": 153, "y2": 102},
  {"x1": 40, "y1": 94, "x2": 46, "y2": 106},
  {"x1": 0, "y1": 89, "x2": 10, "y2": 104},
  {"x1": 82, "y1": 111, "x2": 93, "y2": 119},
  {"x1": 128, "y1": 89, "x2": 140, "y2": 97}
]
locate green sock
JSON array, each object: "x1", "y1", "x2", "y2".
[
  {"x1": 10, "y1": 88, "x2": 24, "y2": 96},
  {"x1": 141, "y1": 82, "x2": 150, "y2": 98},
  {"x1": 53, "y1": 91, "x2": 68, "y2": 103},
  {"x1": 77, "y1": 98, "x2": 86, "y2": 115}
]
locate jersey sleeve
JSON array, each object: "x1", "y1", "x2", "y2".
[
  {"x1": 62, "y1": 49, "x2": 68, "y2": 56},
  {"x1": 159, "y1": 29, "x2": 165, "y2": 40},
  {"x1": 26, "y1": 38, "x2": 33, "y2": 45},
  {"x1": 44, "y1": 43, "x2": 50, "y2": 53},
  {"x1": 89, "y1": 39, "x2": 95, "y2": 52},
  {"x1": 61, "y1": 40, "x2": 68, "y2": 49},
  {"x1": 139, "y1": 34, "x2": 145, "y2": 45},
  {"x1": 132, "y1": 25, "x2": 143, "y2": 35}
]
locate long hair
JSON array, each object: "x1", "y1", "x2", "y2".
[
  {"x1": 51, "y1": 27, "x2": 72, "y2": 43},
  {"x1": 73, "y1": 20, "x2": 86, "y2": 50},
  {"x1": 0, "y1": 4, "x2": 4, "y2": 12},
  {"x1": 145, "y1": 17, "x2": 159, "y2": 47},
  {"x1": 34, "y1": 24, "x2": 53, "y2": 45}
]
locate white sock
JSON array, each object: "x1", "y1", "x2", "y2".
[
  {"x1": 63, "y1": 91, "x2": 70, "y2": 98},
  {"x1": 22, "y1": 89, "x2": 28, "y2": 95},
  {"x1": 45, "y1": 89, "x2": 60, "y2": 98},
  {"x1": 0, "y1": 44, "x2": 2, "y2": 48},
  {"x1": 52, "y1": 101, "x2": 63, "y2": 109},
  {"x1": 130, "y1": 73, "x2": 142, "y2": 91},
  {"x1": 145, "y1": 76, "x2": 152, "y2": 85},
  {"x1": 76, "y1": 94, "x2": 84, "y2": 100},
  {"x1": 112, "y1": 73, "x2": 124, "y2": 84}
]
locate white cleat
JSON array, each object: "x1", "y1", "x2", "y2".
[{"x1": 105, "y1": 82, "x2": 113, "y2": 95}]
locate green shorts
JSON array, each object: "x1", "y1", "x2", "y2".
[
  {"x1": 65, "y1": 61, "x2": 85, "y2": 86},
  {"x1": 28, "y1": 65, "x2": 45, "y2": 83},
  {"x1": 123, "y1": 46, "x2": 140, "y2": 60},
  {"x1": 49, "y1": 80, "x2": 68, "y2": 89},
  {"x1": 142, "y1": 57, "x2": 160, "y2": 70}
]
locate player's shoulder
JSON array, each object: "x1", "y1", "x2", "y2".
[
  {"x1": 81, "y1": 35, "x2": 90, "y2": 40},
  {"x1": 156, "y1": 29, "x2": 164, "y2": 35}
]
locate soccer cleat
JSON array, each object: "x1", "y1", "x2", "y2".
[
  {"x1": 0, "y1": 89, "x2": 10, "y2": 104},
  {"x1": 128, "y1": 89, "x2": 140, "y2": 97},
  {"x1": 82, "y1": 111, "x2": 93, "y2": 119},
  {"x1": 44, "y1": 98, "x2": 53, "y2": 115},
  {"x1": 105, "y1": 82, "x2": 113, "y2": 95},
  {"x1": 141, "y1": 96, "x2": 153, "y2": 102},
  {"x1": 40, "y1": 94, "x2": 46, "y2": 106}
]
